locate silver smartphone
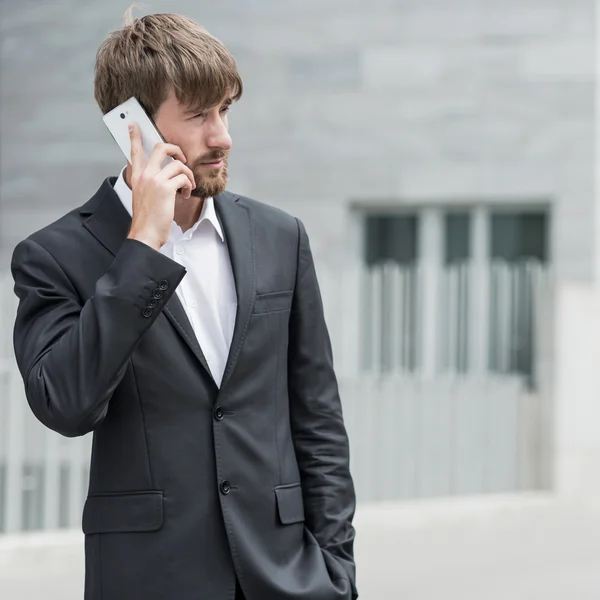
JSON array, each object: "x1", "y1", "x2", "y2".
[{"x1": 103, "y1": 97, "x2": 173, "y2": 169}]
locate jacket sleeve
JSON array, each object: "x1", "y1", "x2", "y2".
[
  {"x1": 11, "y1": 237, "x2": 186, "y2": 438},
  {"x1": 288, "y1": 218, "x2": 358, "y2": 598}
]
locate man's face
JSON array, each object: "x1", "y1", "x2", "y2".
[{"x1": 154, "y1": 89, "x2": 233, "y2": 198}]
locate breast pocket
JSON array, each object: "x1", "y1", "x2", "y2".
[{"x1": 253, "y1": 290, "x2": 293, "y2": 315}]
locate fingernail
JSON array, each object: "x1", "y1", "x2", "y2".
[{"x1": 128, "y1": 123, "x2": 134, "y2": 132}]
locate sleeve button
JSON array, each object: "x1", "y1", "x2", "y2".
[
  {"x1": 142, "y1": 307, "x2": 153, "y2": 318},
  {"x1": 158, "y1": 280, "x2": 169, "y2": 291}
]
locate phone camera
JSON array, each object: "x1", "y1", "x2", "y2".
[{"x1": 120, "y1": 113, "x2": 126, "y2": 119}]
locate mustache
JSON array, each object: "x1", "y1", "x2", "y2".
[{"x1": 194, "y1": 151, "x2": 228, "y2": 165}]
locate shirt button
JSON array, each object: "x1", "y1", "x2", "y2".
[
  {"x1": 191, "y1": 301, "x2": 198, "y2": 308},
  {"x1": 176, "y1": 247, "x2": 184, "y2": 255}
]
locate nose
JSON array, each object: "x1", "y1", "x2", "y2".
[{"x1": 206, "y1": 116, "x2": 232, "y2": 151}]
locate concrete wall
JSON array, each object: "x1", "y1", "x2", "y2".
[
  {"x1": 554, "y1": 283, "x2": 600, "y2": 500},
  {"x1": 0, "y1": 1, "x2": 595, "y2": 280}
]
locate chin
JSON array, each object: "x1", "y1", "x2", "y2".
[
  {"x1": 191, "y1": 178, "x2": 228, "y2": 199},
  {"x1": 191, "y1": 164, "x2": 228, "y2": 198}
]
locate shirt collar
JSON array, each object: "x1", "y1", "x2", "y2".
[{"x1": 113, "y1": 166, "x2": 224, "y2": 242}]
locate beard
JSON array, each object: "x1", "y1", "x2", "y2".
[{"x1": 189, "y1": 151, "x2": 229, "y2": 198}]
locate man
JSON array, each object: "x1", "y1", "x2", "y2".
[{"x1": 10, "y1": 11, "x2": 357, "y2": 600}]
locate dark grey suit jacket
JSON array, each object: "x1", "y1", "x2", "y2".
[{"x1": 10, "y1": 178, "x2": 358, "y2": 600}]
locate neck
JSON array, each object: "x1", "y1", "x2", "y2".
[{"x1": 124, "y1": 164, "x2": 205, "y2": 233}]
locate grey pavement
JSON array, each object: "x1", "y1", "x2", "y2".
[{"x1": 2, "y1": 494, "x2": 600, "y2": 599}]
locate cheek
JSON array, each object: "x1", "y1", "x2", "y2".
[
  {"x1": 179, "y1": 125, "x2": 208, "y2": 156},
  {"x1": 154, "y1": 120, "x2": 177, "y2": 144},
  {"x1": 160, "y1": 122, "x2": 198, "y2": 152},
  {"x1": 175, "y1": 141, "x2": 201, "y2": 165}
]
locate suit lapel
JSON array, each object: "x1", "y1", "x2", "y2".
[
  {"x1": 215, "y1": 192, "x2": 256, "y2": 390},
  {"x1": 80, "y1": 178, "x2": 212, "y2": 379},
  {"x1": 80, "y1": 178, "x2": 131, "y2": 258},
  {"x1": 162, "y1": 303, "x2": 212, "y2": 378}
]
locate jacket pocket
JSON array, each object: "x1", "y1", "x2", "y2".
[
  {"x1": 82, "y1": 490, "x2": 163, "y2": 534},
  {"x1": 274, "y1": 483, "x2": 305, "y2": 525},
  {"x1": 253, "y1": 290, "x2": 293, "y2": 314}
]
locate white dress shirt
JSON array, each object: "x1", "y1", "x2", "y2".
[{"x1": 113, "y1": 167, "x2": 237, "y2": 388}]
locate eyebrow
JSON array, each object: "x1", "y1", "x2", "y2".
[{"x1": 184, "y1": 97, "x2": 234, "y2": 116}]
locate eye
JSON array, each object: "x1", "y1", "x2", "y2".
[{"x1": 221, "y1": 105, "x2": 231, "y2": 114}]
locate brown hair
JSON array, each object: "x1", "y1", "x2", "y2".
[{"x1": 94, "y1": 7, "x2": 242, "y2": 117}]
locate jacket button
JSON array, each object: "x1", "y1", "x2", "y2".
[
  {"x1": 141, "y1": 307, "x2": 153, "y2": 318},
  {"x1": 220, "y1": 480, "x2": 231, "y2": 495},
  {"x1": 152, "y1": 289, "x2": 163, "y2": 300},
  {"x1": 146, "y1": 299, "x2": 158, "y2": 309},
  {"x1": 214, "y1": 406, "x2": 224, "y2": 421},
  {"x1": 158, "y1": 280, "x2": 169, "y2": 291}
]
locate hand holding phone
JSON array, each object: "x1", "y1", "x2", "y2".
[
  {"x1": 103, "y1": 97, "x2": 173, "y2": 169},
  {"x1": 103, "y1": 97, "x2": 196, "y2": 250},
  {"x1": 125, "y1": 122, "x2": 196, "y2": 251}
]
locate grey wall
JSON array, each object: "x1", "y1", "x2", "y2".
[{"x1": 0, "y1": 0, "x2": 595, "y2": 280}]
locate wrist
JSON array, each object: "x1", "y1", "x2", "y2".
[{"x1": 127, "y1": 231, "x2": 162, "y2": 252}]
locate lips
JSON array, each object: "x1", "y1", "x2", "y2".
[{"x1": 199, "y1": 159, "x2": 225, "y2": 169}]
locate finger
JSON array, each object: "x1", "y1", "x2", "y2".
[
  {"x1": 147, "y1": 142, "x2": 188, "y2": 174},
  {"x1": 169, "y1": 173, "x2": 194, "y2": 199},
  {"x1": 128, "y1": 122, "x2": 146, "y2": 178},
  {"x1": 158, "y1": 160, "x2": 196, "y2": 190}
]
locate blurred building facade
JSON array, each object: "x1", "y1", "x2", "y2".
[
  {"x1": 0, "y1": 1, "x2": 598, "y2": 533},
  {"x1": 1, "y1": 1, "x2": 594, "y2": 378},
  {"x1": 0, "y1": 1, "x2": 594, "y2": 278}
]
